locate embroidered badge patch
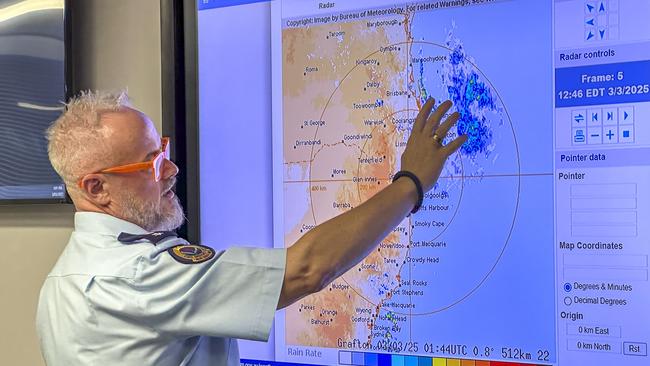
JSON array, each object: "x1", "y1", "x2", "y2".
[{"x1": 168, "y1": 244, "x2": 215, "y2": 264}]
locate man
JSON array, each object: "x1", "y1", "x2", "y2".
[{"x1": 37, "y1": 90, "x2": 466, "y2": 365}]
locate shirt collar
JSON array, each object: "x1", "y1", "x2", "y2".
[{"x1": 74, "y1": 212, "x2": 149, "y2": 236}]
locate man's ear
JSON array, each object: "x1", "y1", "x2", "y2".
[{"x1": 80, "y1": 174, "x2": 111, "y2": 206}]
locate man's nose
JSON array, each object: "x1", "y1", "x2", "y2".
[{"x1": 162, "y1": 159, "x2": 179, "y2": 180}]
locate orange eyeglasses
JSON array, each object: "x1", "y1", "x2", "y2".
[{"x1": 77, "y1": 137, "x2": 170, "y2": 188}]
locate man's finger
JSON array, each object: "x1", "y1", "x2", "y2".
[
  {"x1": 433, "y1": 111, "x2": 460, "y2": 141},
  {"x1": 425, "y1": 100, "x2": 453, "y2": 137},
  {"x1": 443, "y1": 134, "x2": 468, "y2": 156},
  {"x1": 412, "y1": 98, "x2": 435, "y2": 134}
]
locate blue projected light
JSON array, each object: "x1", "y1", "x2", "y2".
[
  {"x1": 198, "y1": 0, "x2": 269, "y2": 10},
  {"x1": 197, "y1": 1, "x2": 650, "y2": 366}
]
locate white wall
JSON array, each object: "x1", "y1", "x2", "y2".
[
  {"x1": 0, "y1": 1, "x2": 162, "y2": 364},
  {"x1": 72, "y1": 0, "x2": 162, "y2": 124}
]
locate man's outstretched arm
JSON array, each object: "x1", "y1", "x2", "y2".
[{"x1": 278, "y1": 98, "x2": 467, "y2": 309}]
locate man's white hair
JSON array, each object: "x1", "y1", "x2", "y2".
[{"x1": 46, "y1": 90, "x2": 131, "y2": 193}]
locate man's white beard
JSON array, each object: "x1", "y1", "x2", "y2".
[{"x1": 120, "y1": 190, "x2": 185, "y2": 232}]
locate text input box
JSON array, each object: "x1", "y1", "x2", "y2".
[
  {"x1": 570, "y1": 183, "x2": 637, "y2": 198},
  {"x1": 571, "y1": 211, "x2": 637, "y2": 226},
  {"x1": 571, "y1": 198, "x2": 637, "y2": 210},
  {"x1": 563, "y1": 254, "x2": 648, "y2": 267},
  {"x1": 564, "y1": 267, "x2": 648, "y2": 281},
  {"x1": 571, "y1": 225, "x2": 637, "y2": 237}
]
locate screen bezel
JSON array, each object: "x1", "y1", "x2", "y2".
[{"x1": 160, "y1": 0, "x2": 201, "y2": 242}]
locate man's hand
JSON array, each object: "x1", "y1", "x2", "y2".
[
  {"x1": 400, "y1": 98, "x2": 467, "y2": 192},
  {"x1": 278, "y1": 98, "x2": 467, "y2": 309}
]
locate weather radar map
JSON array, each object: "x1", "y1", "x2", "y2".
[{"x1": 277, "y1": 0, "x2": 554, "y2": 363}]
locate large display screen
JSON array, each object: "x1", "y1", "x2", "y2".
[
  {"x1": 197, "y1": 1, "x2": 650, "y2": 365},
  {"x1": 0, "y1": 0, "x2": 66, "y2": 202}
]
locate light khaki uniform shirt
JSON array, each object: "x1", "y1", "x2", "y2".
[{"x1": 37, "y1": 212, "x2": 286, "y2": 366}]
